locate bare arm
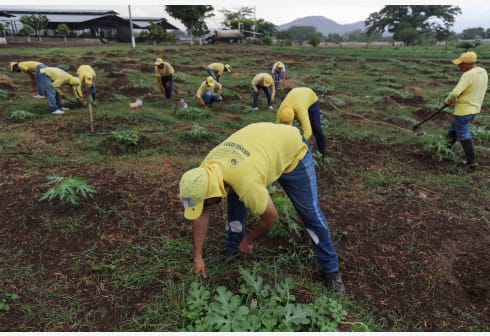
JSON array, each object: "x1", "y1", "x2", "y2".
[
  {"x1": 193, "y1": 211, "x2": 210, "y2": 278},
  {"x1": 239, "y1": 196, "x2": 278, "y2": 254}
]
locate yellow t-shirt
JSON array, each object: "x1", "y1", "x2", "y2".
[
  {"x1": 155, "y1": 62, "x2": 175, "y2": 77},
  {"x1": 252, "y1": 73, "x2": 276, "y2": 101},
  {"x1": 445, "y1": 66, "x2": 488, "y2": 116},
  {"x1": 196, "y1": 79, "x2": 222, "y2": 98},
  {"x1": 40, "y1": 67, "x2": 80, "y2": 98},
  {"x1": 207, "y1": 63, "x2": 225, "y2": 76},
  {"x1": 200, "y1": 122, "x2": 307, "y2": 216},
  {"x1": 18, "y1": 61, "x2": 42, "y2": 74},
  {"x1": 75, "y1": 65, "x2": 96, "y2": 98},
  {"x1": 276, "y1": 87, "x2": 318, "y2": 139}
]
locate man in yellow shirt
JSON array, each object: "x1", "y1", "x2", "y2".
[
  {"x1": 38, "y1": 67, "x2": 81, "y2": 115},
  {"x1": 179, "y1": 122, "x2": 345, "y2": 295},
  {"x1": 196, "y1": 76, "x2": 223, "y2": 107},
  {"x1": 252, "y1": 73, "x2": 275, "y2": 110},
  {"x1": 272, "y1": 61, "x2": 286, "y2": 90},
  {"x1": 10, "y1": 61, "x2": 47, "y2": 98},
  {"x1": 75, "y1": 64, "x2": 97, "y2": 101},
  {"x1": 277, "y1": 87, "x2": 327, "y2": 157},
  {"x1": 444, "y1": 51, "x2": 488, "y2": 170},
  {"x1": 205, "y1": 62, "x2": 231, "y2": 82},
  {"x1": 154, "y1": 58, "x2": 175, "y2": 100}
]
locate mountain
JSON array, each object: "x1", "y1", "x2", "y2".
[{"x1": 278, "y1": 15, "x2": 365, "y2": 35}]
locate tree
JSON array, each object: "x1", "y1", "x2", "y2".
[
  {"x1": 365, "y1": 5, "x2": 461, "y2": 44},
  {"x1": 20, "y1": 14, "x2": 48, "y2": 42},
  {"x1": 220, "y1": 7, "x2": 277, "y2": 39},
  {"x1": 281, "y1": 26, "x2": 318, "y2": 45},
  {"x1": 19, "y1": 25, "x2": 34, "y2": 43},
  {"x1": 165, "y1": 5, "x2": 214, "y2": 45},
  {"x1": 309, "y1": 33, "x2": 322, "y2": 47},
  {"x1": 56, "y1": 24, "x2": 70, "y2": 43},
  {"x1": 460, "y1": 27, "x2": 485, "y2": 40}
]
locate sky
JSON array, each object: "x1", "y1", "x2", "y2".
[{"x1": 3, "y1": 1, "x2": 490, "y2": 33}]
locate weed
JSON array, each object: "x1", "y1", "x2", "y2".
[
  {"x1": 181, "y1": 268, "x2": 350, "y2": 332},
  {"x1": 424, "y1": 136, "x2": 457, "y2": 162},
  {"x1": 268, "y1": 187, "x2": 302, "y2": 238},
  {"x1": 9, "y1": 110, "x2": 36, "y2": 121},
  {"x1": 112, "y1": 93, "x2": 129, "y2": 101},
  {"x1": 176, "y1": 106, "x2": 210, "y2": 120},
  {"x1": 110, "y1": 129, "x2": 140, "y2": 145},
  {"x1": 56, "y1": 63, "x2": 70, "y2": 71},
  {"x1": 0, "y1": 89, "x2": 8, "y2": 99},
  {"x1": 0, "y1": 293, "x2": 19, "y2": 312},
  {"x1": 39, "y1": 174, "x2": 97, "y2": 206}
]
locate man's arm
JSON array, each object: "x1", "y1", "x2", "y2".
[
  {"x1": 445, "y1": 75, "x2": 469, "y2": 106},
  {"x1": 193, "y1": 212, "x2": 209, "y2": 278},
  {"x1": 239, "y1": 196, "x2": 277, "y2": 255},
  {"x1": 298, "y1": 108, "x2": 313, "y2": 139}
]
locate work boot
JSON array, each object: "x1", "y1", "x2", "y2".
[
  {"x1": 446, "y1": 130, "x2": 457, "y2": 148},
  {"x1": 208, "y1": 247, "x2": 244, "y2": 266},
  {"x1": 460, "y1": 139, "x2": 477, "y2": 170},
  {"x1": 324, "y1": 271, "x2": 346, "y2": 296}
]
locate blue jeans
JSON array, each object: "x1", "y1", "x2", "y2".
[
  {"x1": 449, "y1": 114, "x2": 476, "y2": 141},
  {"x1": 252, "y1": 86, "x2": 272, "y2": 107},
  {"x1": 90, "y1": 83, "x2": 96, "y2": 100},
  {"x1": 36, "y1": 64, "x2": 47, "y2": 96},
  {"x1": 226, "y1": 147, "x2": 339, "y2": 274},
  {"x1": 159, "y1": 76, "x2": 173, "y2": 99},
  {"x1": 38, "y1": 72, "x2": 62, "y2": 112},
  {"x1": 205, "y1": 68, "x2": 219, "y2": 82},
  {"x1": 273, "y1": 70, "x2": 283, "y2": 90},
  {"x1": 202, "y1": 92, "x2": 221, "y2": 106},
  {"x1": 308, "y1": 101, "x2": 326, "y2": 147}
]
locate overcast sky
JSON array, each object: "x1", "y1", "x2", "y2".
[{"x1": 3, "y1": 1, "x2": 490, "y2": 33}]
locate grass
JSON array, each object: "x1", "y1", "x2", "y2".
[{"x1": 1, "y1": 42, "x2": 489, "y2": 332}]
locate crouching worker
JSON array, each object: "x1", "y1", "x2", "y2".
[
  {"x1": 252, "y1": 73, "x2": 275, "y2": 110},
  {"x1": 75, "y1": 64, "x2": 97, "y2": 102},
  {"x1": 196, "y1": 76, "x2": 223, "y2": 107},
  {"x1": 10, "y1": 61, "x2": 47, "y2": 98},
  {"x1": 154, "y1": 58, "x2": 174, "y2": 100},
  {"x1": 179, "y1": 122, "x2": 345, "y2": 295},
  {"x1": 38, "y1": 67, "x2": 81, "y2": 115}
]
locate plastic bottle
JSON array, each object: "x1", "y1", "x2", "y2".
[{"x1": 178, "y1": 98, "x2": 188, "y2": 109}]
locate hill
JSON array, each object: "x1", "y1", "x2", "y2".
[{"x1": 278, "y1": 15, "x2": 365, "y2": 35}]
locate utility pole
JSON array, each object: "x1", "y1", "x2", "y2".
[
  {"x1": 253, "y1": 5, "x2": 256, "y2": 40},
  {"x1": 128, "y1": 5, "x2": 136, "y2": 48}
]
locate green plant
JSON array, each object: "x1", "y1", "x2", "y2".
[
  {"x1": 39, "y1": 175, "x2": 97, "y2": 206},
  {"x1": 176, "y1": 106, "x2": 210, "y2": 120},
  {"x1": 0, "y1": 89, "x2": 8, "y2": 98},
  {"x1": 110, "y1": 130, "x2": 140, "y2": 146},
  {"x1": 268, "y1": 189, "x2": 302, "y2": 238},
  {"x1": 182, "y1": 268, "x2": 350, "y2": 332},
  {"x1": 9, "y1": 110, "x2": 36, "y2": 121},
  {"x1": 0, "y1": 293, "x2": 19, "y2": 312},
  {"x1": 424, "y1": 136, "x2": 457, "y2": 162}
]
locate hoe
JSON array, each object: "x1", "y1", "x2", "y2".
[{"x1": 412, "y1": 104, "x2": 448, "y2": 136}]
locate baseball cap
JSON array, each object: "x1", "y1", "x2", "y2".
[
  {"x1": 154, "y1": 58, "x2": 164, "y2": 65},
  {"x1": 206, "y1": 76, "x2": 215, "y2": 86},
  {"x1": 225, "y1": 64, "x2": 231, "y2": 72},
  {"x1": 9, "y1": 62, "x2": 18, "y2": 72},
  {"x1": 179, "y1": 167, "x2": 209, "y2": 220},
  {"x1": 452, "y1": 51, "x2": 477, "y2": 65},
  {"x1": 277, "y1": 61, "x2": 283, "y2": 69},
  {"x1": 277, "y1": 104, "x2": 294, "y2": 125}
]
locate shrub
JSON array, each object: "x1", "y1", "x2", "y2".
[
  {"x1": 9, "y1": 110, "x2": 35, "y2": 121},
  {"x1": 110, "y1": 130, "x2": 139, "y2": 146}
]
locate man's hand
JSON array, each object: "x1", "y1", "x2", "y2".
[
  {"x1": 239, "y1": 237, "x2": 253, "y2": 255},
  {"x1": 193, "y1": 255, "x2": 207, "y2": 278}
]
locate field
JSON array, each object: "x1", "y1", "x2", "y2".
[{"x1": 0, "y1": 43, "x2": 489, "y2": 331}]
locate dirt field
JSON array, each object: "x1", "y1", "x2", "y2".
[{"x1": 0, "y1": 45, "x2": 489, "y2": 331}]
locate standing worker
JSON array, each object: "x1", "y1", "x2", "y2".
[
  {"x1": 75, "y1": 64, "x2": 97, "y2": 102},
  {"x1": 38, "y1": 67, "x2": 81, "y2": 115},
  {"x1": 179, "y1": 122, "x2": 345, "y2": 295},
  {"x1": 154, "y1": 58, "x2": 175, "y2": 101},
  {"x1": 196, "y1": 76, "x2": 223, "y2": 107},
  {"x1": 252, "y1": 73, "x2": 275, "y2": 110},
  {"x1": 10, "y1": 61, "x2": 47, "y2": 98},
  {"x1": 277, "y1": 87, "x2": 327, "y2": 157},
  {"x1": 272, "y1": 61, "x2": 286, "y2": 90},
  {"x1": 444, "y1": 51, "x2": 488, "y2": 170},
  {"x1": 205, "y1": 62, "x2": 231, "y2": 82}
]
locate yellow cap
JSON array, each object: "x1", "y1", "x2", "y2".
[
  {"x1": 69, "y1": 76, "x2": 81, "y2": 86},
  {"x1": 263, "y1": 75, "x2": 273, "y2": 87},
  {"x1": 179, "y1": 167, "x2": 209, "y2": 220},
  {"x1": 277, "y1": 105, "x2": 294, "y2": 125},
  {"x1": 85, "y1": 76, "x2": 93, "y2": 86},
  {"x1": 154, "y1": 58, "x2": 164, "y2": 65},
  {"x1": 9, "y1": 62, "x2": 18, "y2": 72},
  {"x1": 206, "y1": 76, "x2": 215, "y2": 86},
  {"x1": 225, "y1": 64, "x2": 231, "y2": 72},
  {"x1": 277, "y1": 61, "x2": 283, "y2": 69},
  {"x1": 452, "y1": 51, "x2": 477, "y2": 65}
]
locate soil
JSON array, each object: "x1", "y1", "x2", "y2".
[{"x1": 0, "y1": 48, "x2": 488, "y2": 332}]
